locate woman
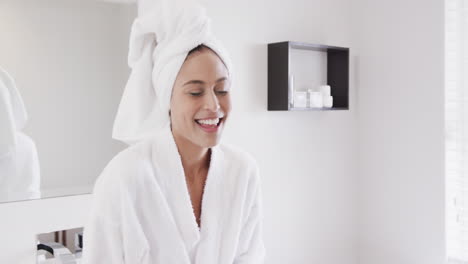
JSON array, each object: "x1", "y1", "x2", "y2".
[{"x1": 82, "y1": 0, "x2": 265, "y2": 263}]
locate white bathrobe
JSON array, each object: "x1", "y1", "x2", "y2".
[
  {"x1": 0, "y1": 132, "x2": 41, "y2": 202},
  {"x1": 82, "y1": 125, "x2": 265, "y2": 263}
]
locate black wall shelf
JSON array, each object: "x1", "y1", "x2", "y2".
[{"x1": 267, "y1": 41, "x2": 349, "y2": 111}]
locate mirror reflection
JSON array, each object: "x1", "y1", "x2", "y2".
[
  {"x1": 0, "y1": 67, "x2": 41, "y2": 202},
  {"x1": 0, "y1": 0, "x2": 135, "y2": 203}
]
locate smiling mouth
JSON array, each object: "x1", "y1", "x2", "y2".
[{"x1": 194, "y1": 117, "x2": 223, "y2": 132}]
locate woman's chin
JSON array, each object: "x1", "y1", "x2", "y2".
[{"x1": 194, "y1": 133, "x2": 222, "y2": 148}]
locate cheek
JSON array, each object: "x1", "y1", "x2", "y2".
[
  {"x1": 170, "y1": 94, "x2": 195, "y2": 125},
  {"x1": 220, "y1": 96, "x2": 232, "y2": 113},
  {"x1": 171, "y1": 109, "x2": 195, "y2": 132},
  {"x1": 178, "y1": 103, "x2": 198, "y2": 126}
]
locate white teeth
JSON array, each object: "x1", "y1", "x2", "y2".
[{"x1": 197, "y1": 118, "x2": 220, "y2": 125}]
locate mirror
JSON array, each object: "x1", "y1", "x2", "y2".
[{"x1": 0, "y1": 0, "x2": 136, "y2": 203}]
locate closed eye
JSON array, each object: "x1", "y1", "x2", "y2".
[
  {"x1": 216, "y1": 90, "x2": 229, "y2": 95},
  {"x1": 189, "y1": 90, "x2": 229, "y2": 96}
]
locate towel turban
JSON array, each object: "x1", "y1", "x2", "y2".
[{"x1": 112, "y1": 0, "x2": 233, "y2": 145}]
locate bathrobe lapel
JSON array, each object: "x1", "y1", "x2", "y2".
[
  {"x1": 151, "y1": 126, "x2": 224, "y2": 263},
  {"x1": 194, "y1": 141, "x2": 224, "y2": 264}
]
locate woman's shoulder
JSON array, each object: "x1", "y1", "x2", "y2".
[
  {"x1": 92, "y1": 139, "x2": 154, "y2": 198},
  {"x1": 218, "y1": 143, "x2": 258, "y2": 167},
  {"x1": 218, "y1": 143, "x2": 261, "y2": 186},
  {"x1": 86, "y1": 140, "x2": 158, "y2": 226}
]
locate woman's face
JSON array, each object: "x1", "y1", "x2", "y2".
[{"x1": 170, "y1": 47, "x2": 231, "y2": 148}]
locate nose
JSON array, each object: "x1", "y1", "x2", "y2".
[{"x1": 204, "y1": 90, "x2": 220, "y2": 112}]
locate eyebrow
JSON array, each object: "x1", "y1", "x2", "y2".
[{"x1": 183, "y1": 77, "x2": 227, "y2": 86}]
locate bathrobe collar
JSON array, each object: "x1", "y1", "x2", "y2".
[{"x1": 151, "y1": 124, "x2": 224, "y2": 260}]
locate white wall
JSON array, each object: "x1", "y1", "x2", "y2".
[
  {"x1": 202, "y1": 0, "x2": 358, "y2": 263},
  {"x1": 2, "y1": 0, "x2": 360, "y2": 262},
  {"x1": 353, "y1": 0, "x2": 446, "y2": 263}
]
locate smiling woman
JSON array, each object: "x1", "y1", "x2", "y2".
[{"x1": 81, "y1": 0, "x2": 265, "y2": 263}]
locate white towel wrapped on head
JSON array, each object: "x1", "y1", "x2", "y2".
[
  {"x1": 0, "y1": 67, "x2": 28, "y2": 158},
  {"x1": 112, "y1": 0, "x2": 234, "y2": 145}
]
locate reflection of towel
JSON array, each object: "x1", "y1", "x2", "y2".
[
  {"x1": 112, "y1": 0, "x2": 233, "y2": 145},
  {"x1": 0, "y1": 67, "x2": 41, "y2": 201},
  {"x1": 0, "y1": 67, "x2": 28, "y2": 158}
]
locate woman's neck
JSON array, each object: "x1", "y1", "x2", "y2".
[{"x1": 172, "y1": 132, "x2": 210, "y2": 181}]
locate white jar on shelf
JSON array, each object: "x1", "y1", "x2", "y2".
[
  {"x1": 323, "y1": 95, "x2": 333, "y2": 108},
  {"x1": 308, "y1": 90, "x2": 323, "y2": 108},
  {"x1": 293, "y1": 91, "x2": 307, "y2": 108}
]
